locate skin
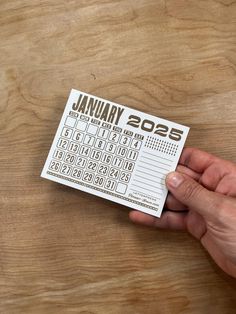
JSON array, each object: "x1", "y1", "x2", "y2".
[{"x1": 129, "y1": 148, "x2": 236, "y2": 278}]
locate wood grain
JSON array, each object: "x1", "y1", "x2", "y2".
[{"x1": 0, "y1": 0, "x2": 236, "y2": 313}]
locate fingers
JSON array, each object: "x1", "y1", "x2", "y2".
[
  {"x1": 165, "y1": 194, "x2": 188, "y2": 212},
  {"x1": 176, "y1": 165, "x2": 201, "y2": 181},
  {"x1": 179, "y1": 149, "x2": 236, "y2": 193},
  {"x1": 180, "y1": 148, "x2": 217, "y2": 174},
  {"x1": 166, "y1": 171, "x2": 223, "y2": 219},
  {"x1": 215, "y1": 175, "x2": 236, "y2": 197},
  {"x1": 129, "y1": 210, "x2": 187, "y2": 231},
  {"x1": 165, "y1": 164, "x2": 200, "y2": 212},
  {"x1": 185, "y1": 210, "x2": 206, "y2": 240}
]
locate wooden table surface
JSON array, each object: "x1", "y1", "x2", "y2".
[{"x1": 1, "y1": 1, "x2": 236, "y2": 313}]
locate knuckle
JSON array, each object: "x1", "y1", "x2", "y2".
[
  {"x1": 213, "y1": 196, "x2": 230, "y2": 222},
  {"x1": 216, "y1": 206, "x2": 226, "y2": 223},
  {"x1": 181, "y1": 182, "x2": 203, "y2": 202}
]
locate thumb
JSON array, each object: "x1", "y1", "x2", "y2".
[{"x1": 166, "y1": 172, "x2": 221, "y2": 218}]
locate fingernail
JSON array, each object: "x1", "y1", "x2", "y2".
[{"x1": 166, "y1": 172, "x2": 184, "y2": 188}]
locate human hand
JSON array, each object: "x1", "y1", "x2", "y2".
[{"x1": 129, "y1": 148, "x2": 236, "y2": 278}]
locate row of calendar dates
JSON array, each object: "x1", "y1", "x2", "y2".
[
  {"x1": 52, "y1": 147, "x2": 135, "y2": 172},
  {"x1": 57, "y1": 136, "x2": 140, "y2": 161},
  {"x1": 57, "y1": 138, "x2": 139, "y2": 166},
  {"x1": 61, "y1": 126, "x2": 143, "y2": 150},
  {"x1": 49, "y1": 160, "x2": 129, "y2": 193}
]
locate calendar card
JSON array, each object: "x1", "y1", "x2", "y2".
[{"x1": 41, "y1": 89, "x2": 189, "y2": 217}]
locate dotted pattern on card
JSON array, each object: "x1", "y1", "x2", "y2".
[
  {"x1": 41, "y1": 89, "x2": 189, "y2": 218},
  {"x1": 144, "y1": 136, "x2": 178, "y2": 156}
]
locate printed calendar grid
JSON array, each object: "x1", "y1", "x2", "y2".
[{"x1": 49, "y1": 114, "x2": 143, "y2": 198}]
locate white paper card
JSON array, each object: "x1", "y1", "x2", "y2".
[{"x1": 41, "y1": 89, "x2": 189, "y2": 217}]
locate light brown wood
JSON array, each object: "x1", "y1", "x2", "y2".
[{"x1": 1, "y1": 1, "x2": 236, "y2": 313}]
